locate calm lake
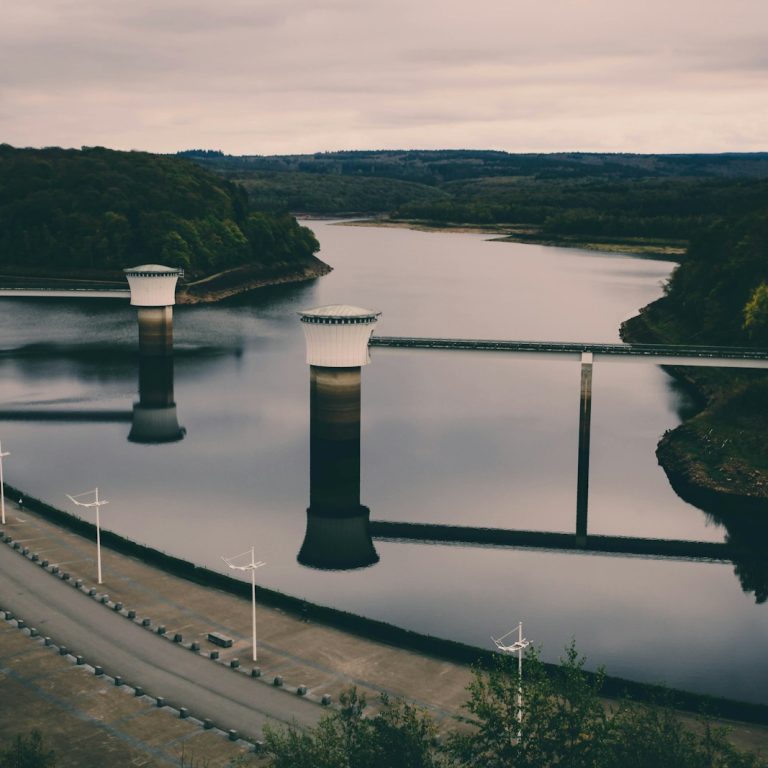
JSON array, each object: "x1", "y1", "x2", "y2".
[{"x1": 1, "y1": 220, "x2": 766, "y2": 703}]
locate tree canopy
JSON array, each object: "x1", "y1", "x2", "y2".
[{"x1": 0, "y1": 144, "x2": 319, "y2": 278}]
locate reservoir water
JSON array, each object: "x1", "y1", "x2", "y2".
[{"x1": 1, "y1": 220, "x2": 766, "y2": 703}]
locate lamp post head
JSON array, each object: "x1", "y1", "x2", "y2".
[
  {"x1": 124, "y1": 265, "x2": 183, "y2": 307},
  {"x1": 299, "y1": 305, "x2": 381, "y2": 367}
]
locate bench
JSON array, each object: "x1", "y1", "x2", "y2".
[{"x1": 207, "y1": 632, "x2": 233, "y2": 648}]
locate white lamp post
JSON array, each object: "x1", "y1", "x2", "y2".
[
  {"x1": 492, "y1": 621, "x2": 531, "y2": 741},
  {"x1": 66, "y1": 488, "x2": 108, "y2": 585},
  {"x1": 0, "y1": 441, "x2": 9, "y2": 526},
  {"x1": 222, "y1": 547, "x2": 265, "y2": 662}
]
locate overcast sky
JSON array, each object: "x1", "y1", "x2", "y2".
[{"x1": 2, "y1": 0, "x2": 766, "y2": 155}]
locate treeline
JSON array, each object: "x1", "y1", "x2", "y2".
[
  {"x1": 395, "y1": 177, "x2": 768, "y2": 240},
  {"x1": 183, "y1": 148, "x2": 768, "y2": 184},
  {"x1": 181, "y1": 149, "x2": 768, "y2": 243},
  {"x1": 0, "y1": 145, "x2": 319, "y2": 278}
]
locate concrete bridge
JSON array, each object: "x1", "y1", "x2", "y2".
[
  {"x1": 368, "y1": 334, "x2": 768, "y2": 556},
  {"x1": 369, "y1": 336, "x2": 768, "y2": 368}
]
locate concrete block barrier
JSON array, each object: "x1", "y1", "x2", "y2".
[
  {"x1": 29, "y1": 628, "x2": 38, "y2": 638},
  {"x1": 16, "y1": 619, "x2": 25, "y2": 629},
  {"x1": 88, "y1": 588, "x2": 96, "y2": 596},
  {"x1": 297, "y1": 685, "x2": 307, "y2": 696},
  {"x1": 173, "y1": 633, "x2": 183, "y2": 643},
  {"x1": 251, "y1": 667, "x2": 261, "y2": 678},
  {"x1": 134, "y1": 686, "x2": 144, "y2": 697},
  {"x1": 190, "y1": 641, "x2": 200, "y2": 651},
  {"x1": 156, "y1": 625, "x2": 166, "y2": 635},
  {"x1": 209, "y1": 651, "x2": 219, "y2": 661},
  {"x1": 41, "y1": 560, "x2": 49, "y2": 568},
  {"x1": 76, "y1": 655, "x2": 85, "y2": 665},
  {"x1": 74, "y1": 579, "x2": 83, "y2": 588},
  {"x1": 156, "y1": 697, "x2": 166, "y2": 708},
  {"x1": 273, "y1": 675, "x2": 283, "y2": 687},
  {"x1": 203, "y1": 719, "x2": 213, "y2": 730},
  {"x1": 230, "y1": 659, "x2": 240, "y2": 669},
  {"x1": 228, "y1": 730, "x2": 238, "y2": 742},
  {"x1": 127, "y1": 610, "x2": 136, "y2": 619},
  {"x1": 141, "y1": 618, "x2": 151, "y2": 627},
  {"x1": 59, "y1": 646, "x2": 68, "y2": 656},
  {"x1": 94, "y1": 666, "x2": 104, "y2": 676},
  {"x1": 113, "y1": 602, "x2": 123, "y2": 612},
  {"x1": 179, "y1": 707, "x2": 189, "y2": 719},
  {"x1": 321, "y1": 694, "x2": 332, "y2": 706},
  {"x1": 114, "y1": 676, "x2": 123, "y2": 686},
  {"x1": 44, "y1": 637, "x2": 52, "y2": 646},
  {"x1": 100, "y1": 594, "x2": 109, "y2": 604}
]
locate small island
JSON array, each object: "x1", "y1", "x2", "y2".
[{"x1": 0, "y1": 144, "x2": 330, "y2": 302}]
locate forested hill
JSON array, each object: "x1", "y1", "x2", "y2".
[
  {"x1": 0, "y1": 144, "x2": 321, "y2": 280},
  {"x1": 178, "y1": 149, "x2": 768, "y2": 246}
]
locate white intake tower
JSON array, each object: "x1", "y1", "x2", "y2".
[
  {"x1": 299, "y1": 305, "x2": 381, "y2": 368},
  {"x1": 124, "y1": 264, "x2": 183, "y2": 307}
]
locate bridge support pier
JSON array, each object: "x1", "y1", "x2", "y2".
[{"x1": 576, "y1": 352, "x2": 593, "y2": 543}]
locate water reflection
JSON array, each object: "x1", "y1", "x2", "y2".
[
  {"x1": 298, "y1": 366, "x2": 378, "y2": 570},
  {"x1": 128, "y1": 353, "x2": 185, "y2": 444}
]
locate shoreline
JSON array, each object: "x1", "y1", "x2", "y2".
[
  {"x1": 621, "y1": 301, "x2": 768, "y2": 512},
  {"x1": 0, "y1": 258, "x2": 332, "y2": 305},
  {"x1": 4, "y1": 481, "x2": 768, "y2": 724},
  {"x1": 335, "y1": 217, "x2": 686, "y2": 260}
]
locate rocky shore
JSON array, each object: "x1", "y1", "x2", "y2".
[
  {"x1": 177, "y1": 256, "x2": 332, "y2": 304},
  {"x1": 0, "y1": 256, "x2": 332, "y2": 304}
]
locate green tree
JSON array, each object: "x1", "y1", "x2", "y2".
[
  {"x1": 450, "y1": 643, "x2": 610, "y2": 768},
  {"x1": 263, "y1": 688, "x2": 446, "y2": 768},
  {"x1": 0, "y1": 731, "x2": 56, "y2": 768},
  {"x1": 744, "y1": 282, "x2": 768, "y2": 343}
]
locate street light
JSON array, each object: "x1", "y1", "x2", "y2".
[
  {"x1": 492, "y1": 621, "x2": 531, "y2": 741},
  {"x1": 66, "y1": 488, "x2": 108, "y2": 585},
  {"x1": 222, "y1": 547, "x2": 265, "y2": 662},
  {"x1": 0, "y1": 441, "x2": 9, "y2": 526}
]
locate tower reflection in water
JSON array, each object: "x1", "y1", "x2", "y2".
[
  {"x1": 125, "y1": 264, "x2": 185, "y2": 444},
  {"x1": 128, "y1": 352, "x2": 185, "y2": 443},
  {"x1": 297, "y1": 305, "x2": 381, "y2": 570}
]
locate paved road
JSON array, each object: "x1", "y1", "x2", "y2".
[{"x1": 0, "y1": 543, "x2": 320, "y2": 740}]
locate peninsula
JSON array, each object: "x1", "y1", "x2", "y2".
[{"x1": 0, "y1": 144, "x2": 330, "y2": 302}]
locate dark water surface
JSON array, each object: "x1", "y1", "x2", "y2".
[{"x1": 1, "y1": 221, "x2": 765, "y2": 703}]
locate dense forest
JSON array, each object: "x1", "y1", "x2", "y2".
[
  {"x1": 0, "y1": 144, "x2": 321, "y2": 280},
  {"x1": 180, "y1": 148, "x2": 768, "y2": 246},
  {"x1": 621, "y1": 209, "x2": 768, "y2": 522}
]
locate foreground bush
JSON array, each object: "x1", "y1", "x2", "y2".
[
  {"x1": 264, "y1": 644, "x2": 767, "y2": 768},
  {"x1": 0, "y1": 732, "x2": 55, "y2": 768}
]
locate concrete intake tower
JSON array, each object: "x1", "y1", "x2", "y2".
[
  {"x1": 297, "y1": 305, "x2": 381, "y2": 570},
  {"x1": 124, "y1": 265, "x2": 185, "y2": 443}
]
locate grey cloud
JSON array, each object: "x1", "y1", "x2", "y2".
[{"x1": 0, "y1": 0, "x2": 766, "y2": 153}]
